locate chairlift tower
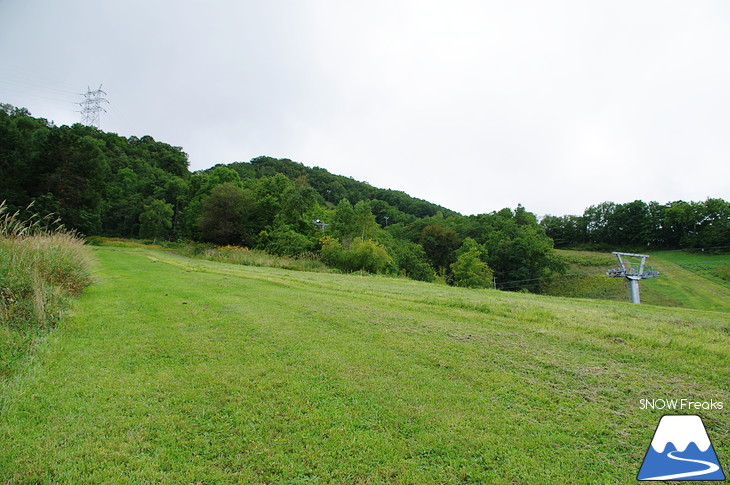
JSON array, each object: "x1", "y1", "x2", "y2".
[
  {"x1": 606, "y1": 252, "x2": 659, "y2": 304},
  {"x1": 313, "y1": 219, "x2": 329, "y2": 232}
]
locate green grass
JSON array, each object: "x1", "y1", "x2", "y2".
[
  {"x1": 546, "y1": 249, "x2": 730, "y2": 312},
  {"x1": 640, "y1": 251, "x2": 730, "y2": 313},
  {"x1": 541, "y1": 250, "x2": 627, "y2": 302},
  {"x1": 1, "y1": 247, "x2": 728, "y2": 483},
  {"x1": 651, "y1": 250, "x2": 730, "y2": 286}
]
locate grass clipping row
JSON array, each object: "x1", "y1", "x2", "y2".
[{"x1": 0, "y1": 202, "x2": 93, "y2": 328}]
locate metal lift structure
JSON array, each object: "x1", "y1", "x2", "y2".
[{"x1": 606, "y1": 252, "x2": 659, "y2": 304}]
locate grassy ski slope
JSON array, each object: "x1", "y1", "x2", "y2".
[{"x1": 1, "y1": 246, "x2": 728, "y2": 483}]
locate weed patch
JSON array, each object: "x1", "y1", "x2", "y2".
[
  {"x1": 196, "y1": 245, "x2": 332, "y2": 273},
  {"x1": 0, "y1": 202, "x2": 93, "y2": 379}
]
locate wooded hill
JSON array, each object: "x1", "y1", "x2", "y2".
[{"x1": 1, "y1": 104, "x2": 727, "y2": 291}]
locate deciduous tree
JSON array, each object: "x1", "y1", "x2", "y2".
[
  {"x1": 198, "y1": 183, "x2": 255, "y2": 246},
  {"x1": 139, "y1": 199, "x2": 173, "y2": 242}
]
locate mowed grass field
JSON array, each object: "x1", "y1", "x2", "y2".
[{"x1": 1, "y1": 247, "x2": 728, "y2": 483}]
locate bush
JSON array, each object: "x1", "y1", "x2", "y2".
[
  {"x1": 263, "y1": 227, "x2": 315, "y2": 257},
  {"x1": 348, "y1": 239, "x2": 393, "y2": 274},
  {"x1": 320, "y1": 236, "x2": 393, "y2": 274},
  {"x1": 390, "y1": 241, "x2": 435, "y2": 282},
  {"x1": 320, "y1": 236, "x2": 346, "y2": 269}
]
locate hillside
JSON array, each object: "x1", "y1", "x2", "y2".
[
  {"x1": 0, "y1": 106, "x2": 560, "y2": 290},
  {"x1": 1, "y1": 246, "x2": 727, "y2": 483},
  {"x1": 544, "y1": 250, "x2": 730, "y2": 312},
  {"x1": 224, "y1": 156, "x2": 459, "y2": 221},
  {"x1": 4, "y1": 105, "x2": 728, "y2": 298}
]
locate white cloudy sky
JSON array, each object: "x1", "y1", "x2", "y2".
[{"x1": 1, "y1": 0, "x2": 728, "y2": 216}]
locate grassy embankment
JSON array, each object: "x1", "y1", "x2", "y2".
[
  {"x1": 545, "y1": 249, "x2": 730, "y2": 312},
  {"x1": 1, "y1": 245, "x2": 727, "y2": 483}
]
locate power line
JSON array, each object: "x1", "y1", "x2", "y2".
[
  {"x1": 667, "y1": 260, "x2": 730, "y2": 266},
  {"x1": 0, "y1": 71, "x2": 79, "y2": 118},
  {"x1": 0, "y1": 66, "x2": 79, "y2": 89},
  {"x1": 495, "y1": 270, "x2": 605, "y2": 286},
  {"x1": 0, "y1": 86, "x2": 76, "y2": 106},
  {"x1": 0, "y1": 79, "x2": 76, "y2": 100},
  {"x1": 0, "y1": 67, "x2": 80, "y2": 107},
  {"x1": 495, "y1": 271, "x2": 609, "y2": 291},
  {"x1": 654, "y1": 246, "x2": 730, "y2": 253},
  {"x1": 493, "y1": 262, "x2": 730, "y2": 291}
]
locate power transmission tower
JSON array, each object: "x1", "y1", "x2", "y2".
[
  {"x1": 78, "y1": 84, "x2": 109, "y2": 128},
  {"x1": 606, "y1": 252, "x2": 659, "y2": 304}
]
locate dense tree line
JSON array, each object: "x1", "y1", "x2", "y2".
[
  {"x1": 0, "y1": 105, "x2": 189, "y2": 239},
  {"x1": 541, "y1": 199, "x2": 730, "y2": 250},
  {"x1": 2, "y1": 104, "x2": 564, "y2": 290}
]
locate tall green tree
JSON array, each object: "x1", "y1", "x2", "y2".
[
  {"x1": 611, "y1": 200, "x2": 652, "y2": 247},
  {"x1": 198, "y1": 183, "x2": 256, "y2": 246},
  {"x1": 331, "y1": 199, "x2": 355, "y2": 239},
  {"x1": 420, "y1": 224, "x2": 461, "y2": 274},
  {"x1": 695, "y1": 198, "x2": 730, "y2": 248},
  {"x1": 274, "y1": 177, "x2": 320, "y2": 232},
  {"x1": 43, "y1": 128, "x2": 110, "y2": 235},
  {"x1": 462, "y1": 207, "x2": 565, "y2": 290},
  {"x1": 352, "y1": 200, "x2": 379, "y2": 242},
  {"x1": 139, "y1": 199, "x2": 173, "y2": 242},
  {"x1": 389, "y1": 239, "x2": 435, "y2": 282},
  {"x1": 451, "y1": 238, "x2": 493, "y2": 288}
]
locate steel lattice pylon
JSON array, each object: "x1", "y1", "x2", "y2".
[{"x1": 78, "y1": 85, "x2": 108, "y2": 128}]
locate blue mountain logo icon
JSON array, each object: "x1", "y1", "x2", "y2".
[{"x1": 638, "y1": 415, "x2": 725, "y2": 481}]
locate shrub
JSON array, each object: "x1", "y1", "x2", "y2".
[
  {"x1": 320, "y1": 236, "x2": 393, "y2": 274},
  {"x1": 320, "y1": 236, "x2": 346, "y2": 269},
  {"x1": 348, "y1": 239, "x2": 393, "y2": 274},
  {"x1": 390, "y1": 241, "x2": 435, "y2": 282},
  {"x1": 263, "y1": 227, "x2": 315, "y2": 257}
]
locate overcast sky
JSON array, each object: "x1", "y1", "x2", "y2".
[{"x1": 1, "y1": 0, "x2": 728, "y2": 216}]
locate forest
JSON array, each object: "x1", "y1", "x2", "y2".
[{"x1": 1, "y1": 103, "x2": 728, "y2": 291}]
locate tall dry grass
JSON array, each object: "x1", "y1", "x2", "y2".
[
  {"x1": 0, "y1": 201, "x2": 93, "y2": 328},
  {"x1": 200, "y1": 245, "x2": 331, "y2": 273}
]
